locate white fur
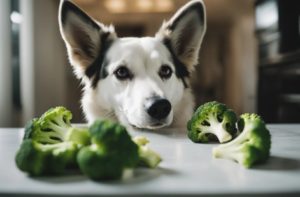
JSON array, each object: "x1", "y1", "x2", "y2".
[
  {"x1": 59, "y1": 0, "x2": 206, "y2": 131},
  {"x1": 82, "y1": 37, "x2": 188, "y2": 129}
]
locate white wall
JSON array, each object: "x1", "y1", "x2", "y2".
[
  {"x1": 223, "y1": 16, "x2": 258, "y2": 115},
  {"x1": 33, "y1": 0, "x2": 67, "y2": 117},
  {"x1": 0, "y1": 0, "x2": 12, "y2": 127},
  {"x1": 20, "y1": 0, "x2": 35, "y2": 126},
  {"x1": 240, "y1": 16, "x2": 258, "y2": 114},
  {"x1": 20, "y1": 0, "x2": 68, "y2": 126}
]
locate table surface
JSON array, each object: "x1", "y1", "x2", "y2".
[{"x1": 0, "y1": 124, "x2": 300, "y2": 197}]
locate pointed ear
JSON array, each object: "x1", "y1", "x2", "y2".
[
  {"x1": 156, "y1": 0, "x2": 206, "y2": 73},
  {"x1": 59, "y1": 0, "x2": 117, "y2": 79}
]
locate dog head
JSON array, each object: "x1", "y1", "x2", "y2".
[{"x1": 59, "y1": 0, "x2": 206, "y2": 130}]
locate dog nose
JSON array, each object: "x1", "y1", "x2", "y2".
[{"x1": 145, "y1": 98, "x2": 171, "y2": 120}]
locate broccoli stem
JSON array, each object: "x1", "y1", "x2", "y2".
[
  {"x1": 37, "y1": 142, "x2": 69, "y2": 152},
  {"x1": 66, "y1": 128, "x2": 90, "y2": 146},
  {"x1": 132, "y1": 136, "x2": 149, "y2": 146},
  {"x1": 45, "y1": 119, "x2": 72, "y2": 141},
  {"x1": 213, "y1": 114, "x2": 270, "y2": 168},
  {"x1": 55, "y1": 115, "x2": 70, "y2": 126},
  {"x1": 37, "y1": 141, "x2": 78, "y2": 167},
  {"x1": 212, "y1": 123, "x2": 253, "y2": 164},
  {"x1": 132, "y1": 136, "x2": 162, "y2": 168},
  {"x1": 35, "y1": 132, "x2": 61, "y2": 144},
  {"x1": 122, "y1": 168, "x2": 134, "y2": 180},
  {"x1": 213, "y1": 144, "x2": 244, "y2": 159},
  {"x1": 198, "y1": 113, "x2": 232, "y2": 143},
  {"x1": 138, "y1": 146, "x2": 162, "y2": 168},
  {"x1": 90, "y1": 143, "x2": 100, "y2": 151},
  {"x1": 213, "y1": 143, "x2": 258, "y2": 168},
  {"x1": 214, "y1": 122, "x2": 252, "y2": 149},
  {"x1": 213, "y1": 145, "x2": 252, "y2": 167}
]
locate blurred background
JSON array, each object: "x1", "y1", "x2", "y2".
[{"x1": 0, "y1": 0, "x2": 299, "y2": 127}]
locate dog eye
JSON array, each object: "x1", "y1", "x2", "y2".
[
  {"x1": 115, "y1": 67, "x2": 130, "y2": 80},
  {"x1": 159, "y1": 66, "x2": 172, "y2": 79}
]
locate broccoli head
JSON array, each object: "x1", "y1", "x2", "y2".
[
  {"x1": 24, "y1": 107, "x2": 90, "y2": 145},
  {"x1": 213, "y1": 113, "x2": 271, "y2": 168},
  {"x1": 77, "y1": 119, "x2": 139, "y2": 180},
  {"x1": 132, "y1": 136, "x2": 162, "y2": 168},
  {"x1": 237, "y1": 113, "x2": 262, "y2": 132},
  {"x1": 187, "y1": 101, "x2": 237, "y2": 143},
  {"x1": 15, "y1": 139, "x2": 79, "y2": 175}
]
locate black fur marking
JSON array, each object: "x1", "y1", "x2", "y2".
[
  {"x1": 85, "y1": 32, "x2": 113, "y2": 88},
  {"x1": 163, "y1": 38, "x2": 189, "y2": 88},
  {"x1": 61, "y1": 1, "x2": 100, "y2": 31},
  {"x1": 161, "y1": 2, "x2": 204, "y2": 88},
  {"x1": 100, "y1": 57, "x2": 110, "y2": 78}
]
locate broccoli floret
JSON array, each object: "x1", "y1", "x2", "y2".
[
  {"x1": 132, "y1": 136, "x2": 162, "y2": 168},
  {"x1": 237, "y1": 113, "x2": 262, "y2": 132},
  {"x1": 15, "y1": 139, "x2": 79, "y2": 175},
  {"x1": 213, "y1": 113, "x2": 271, "y2": 168},
  {"x1": 77, "y1": 119, "x2": 139, "y2": 180},
  {"x1": 24, "y1": 107, "x2": 90, "y2": 145},
  {"x1": 23, "y1": 118, "x2": 60, "y2": 144},
  {"x1": 187, "y1": 101, "x2": 237, "y2": 143}
]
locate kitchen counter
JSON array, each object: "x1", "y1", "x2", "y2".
[{"x1": 0, "y1": 124, "x2": 299, "y2": 197}]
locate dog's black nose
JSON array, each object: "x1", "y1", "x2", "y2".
[{"x1": 145, "y1": 98, "x2": 171, "y2": 120}]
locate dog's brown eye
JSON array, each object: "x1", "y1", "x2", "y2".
[
  {"x1": 115, "y1": 67, "x2": 130, "y2": 80},
  {"x1": 159, "y1": 66, "x2": 172, "y2": 79}
]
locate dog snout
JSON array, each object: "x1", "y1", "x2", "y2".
[{"x1": 145, "y1": 98, "x2": 171, "y2": 120}]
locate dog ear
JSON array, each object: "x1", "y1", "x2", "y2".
[
  {"x1": 59, "y1": 0, "x2": 117, "y2": 79},
  {"x1": 156, "y1": 0, "x2": 206, "y2": 73}
]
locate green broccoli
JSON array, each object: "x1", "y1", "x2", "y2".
[
  {"x1": 213, "y1": 113, "x2": 271, "y2": 168},
  {"x1": 132, "y1": 136, "x2": 162, "y2": 168},
  {"x1": 23, "y1": 107, "x2": 90, "y2": 145},
  {"x1": 77, "y1": 119, "x2": 139, "y2": 180},
  {"x1": 187, "y1": 101, "x2": 237, "y2": 143},
  {"x1": 15, "y1": 139, "x2": 79, "y2": 175},
  {"x1": 237, "y1": 113, "x2": 262, "y2": 132}
]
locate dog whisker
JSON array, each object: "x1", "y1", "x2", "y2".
[
  {"x1": 117, "y1": 107, "x2": 128, "y2": 113},
  {"x1": 173, "y1": 111, "x2": 186, "y2": 124},
  {"x1": 102, "y1": 111, "x2": 112, "y2": 118},
  {"x1": 174, "y1": 111, "x2": 185, "y2": 119},
  {"x1": 173, "y1": 114, "x2": 180, "y2": 124},
  {"x1": 102, "y1": 111, "x2": 117, "y2": 120}
]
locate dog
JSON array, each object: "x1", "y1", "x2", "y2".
[{"x1": 59, "y1": 0, "x2": 206, "y2": 131}]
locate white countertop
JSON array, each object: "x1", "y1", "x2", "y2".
[{"x1": 0, "y1": 124, "x2": 300, "y2": 197}]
